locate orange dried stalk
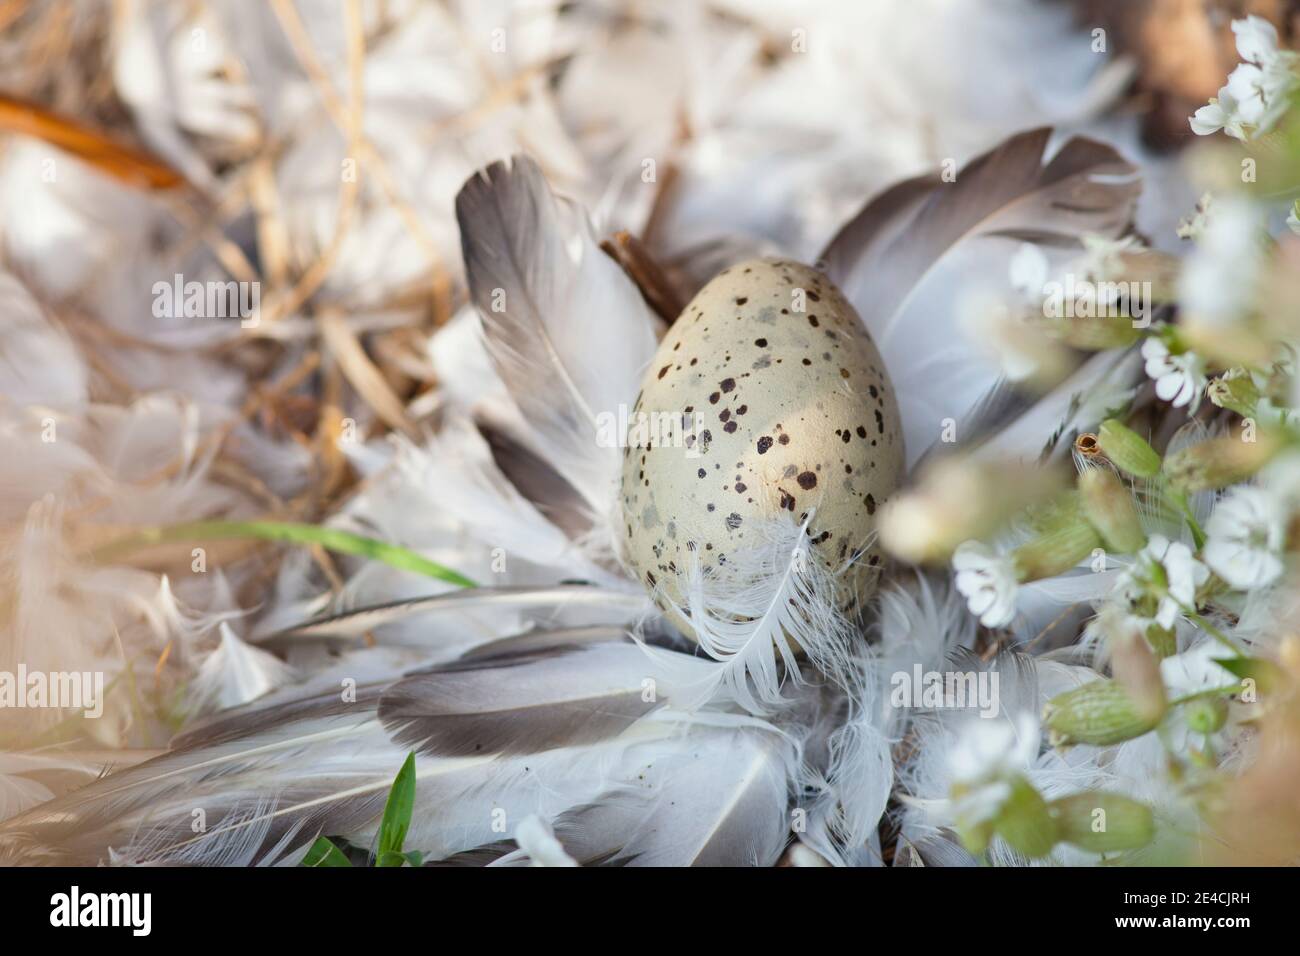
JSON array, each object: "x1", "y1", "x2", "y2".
[{"x1": 0, "y1": 93, "x2": 185, "y2": 190}]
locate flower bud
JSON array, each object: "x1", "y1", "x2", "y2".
[
  {"x1": 1049, "y1": 792, "x2": 1155, "y2": 853},
  {"x1": 877, "y1": 458, "x2": 1058, "y2": 564},
  {"x1": 1107, "y1": 621, "x2": 1168, "y2": 719},
  {"x1": 1207, "y1": 368, "x2": 1261, "y2": 419},
  {"x1": 993, "y1": 776, "x2": 1058, "y2": 859},
  {"x1": 1011, "y1": 520, "x2": 1101, "y2": 582},
  {"x1": 1078, "y1": 469, "x2": 1146, "y2": 553},
  {"x1": 1048, "y1": 314, "x2": 1140, "y2": 351},
  {"x1": 1096, "y1": 420, "x2": 1161, "y2": 479},
  {"x1": 1162, "y1": 430, "x2": 1282, "y2": 494},
  {"x1": 1044, "y1": 679, "x2": 1165, "y2": 748}
]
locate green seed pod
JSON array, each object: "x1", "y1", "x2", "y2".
[
  {"x1": 1162, "y1": 433, "x2": 1281, "y2": 494},
  {"x1": 1206, "y1": 368, "x2": 1260, "y2": 419},
  {"x1": 993, "y1": 777, "x2": 1058, "y2": 859},
  {"x1": 1044, "y1": 679, "x2": 1165, "y2": 747},
  {"x1": 1049, "y1": 792, "x2": 1155, "y2": 853},
  {"x1": 1049, "y1": 314, "x2": 1141, "y2": 351},
  {"x1": 1011, "y1": 521, "x2": 1102, "y2": 583},
  {"x1": 1078, "y1": 469, "x2": 1146, "y2": 554},
  {"x1": 1096, "y1": 420, "x2": 1161, "y2": 479}
]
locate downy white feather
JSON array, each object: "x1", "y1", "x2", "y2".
[
  {"x1": 189, "y1": 623, "x2": 296, "y2": 716},
  {"x1": 657, "y1": 511, "x2": 858, "y2": 714}
]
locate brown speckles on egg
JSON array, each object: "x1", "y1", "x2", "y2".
[{"x1": 618, "y1": 257, "x2": 904, "y2": 638}]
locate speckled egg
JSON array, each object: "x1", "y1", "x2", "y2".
[{"x1": 619, "y1": 257, "x2": 904, "y2": 634}]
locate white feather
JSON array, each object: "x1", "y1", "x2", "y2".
[
  {"x1": 189, "y1": 624, "x2": 295, "y2": 715},
  {"x1": 658, "y1": 511, "x2": 857, "y2": 714},
  {"x1": 506, "y1": 814, "x2": 579, "y2": 867}
]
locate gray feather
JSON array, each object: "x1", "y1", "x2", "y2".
[
  {"x1": 258, "y1": 585, "x2": 649, "y2": 642},
  {"x1": 378, "y1": 642, "x2": 662, "y2": 757},
  {"x1": 821, "y1": 127, "x2": 1140, "y2": 328},
  {"x1": 456, "y1": 155, "x2": 659, "y2": 515}
]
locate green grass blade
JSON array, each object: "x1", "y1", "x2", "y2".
[
  {"x1": 302, "y1": 837, "x2": 353, "y2": 867},
  {"x1": 377, "y1": 752, "x2": 417, "y2": 859},
  {"x1": 91, "y1": 519, "x2": 477, "y2": 588}
]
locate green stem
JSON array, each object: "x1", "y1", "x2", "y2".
[
  {"x1": 1168, "y1": 486, "x2": 1206, "y2": 550},
  {"x1": 1167, "y1": 596, "x2": 1246, "y2": 657},
  {"x1": 91, "y1": 520, "x2": 478, "y2": 589},
  {"x1": 1166, "y1": 685, "x2": 1241, "y2": 708}
]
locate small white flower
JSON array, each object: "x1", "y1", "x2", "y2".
[
  {"x1": 1225, "y1": 61, "x2": 1297, "y2": 132},
  {"x1": 1112, "y1": 534, "x2": 1210, "y2": 632},
  {"x1": 1232, "y1": 15, "x2": 1291, "y2": 68},
  {"x1": 1142, "y1": 336, "x2": 1206, "y2": 409},
  {"x1": 1203, "y1": 486, "x2": 1287, "y2": 589},
  {"x1": 949, "y1": 713, "x2": 1040, "y2": 785},
  {"x1": 1159, "y1": 641, "x2": 1242, "y2": 753},
  {"x1": 1287, "y1": 200, "x2": 1300, "y2": 236},
  {"x1": 1224, "y1": 64, "x2": 1271, "y2": 126},
  {"x1": 1008, "y1": 243, "x2": 1049, "y2": 300},
  {"x1": 1189, "y1": 16, "x2": 1299, "y2": 140},
  {"x1": 948, "y1": 713, "x2": 1039, "y2": 826},
  {"x1": 1161, "y1": 640, "x2": 1239, "y2": 696},
  {"x1": 953, "y1": 541, "x2": 1018, "y2": 628},
  {"x1": 1190, "y1": 86, "x2": 1251, "y2": 139}
]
